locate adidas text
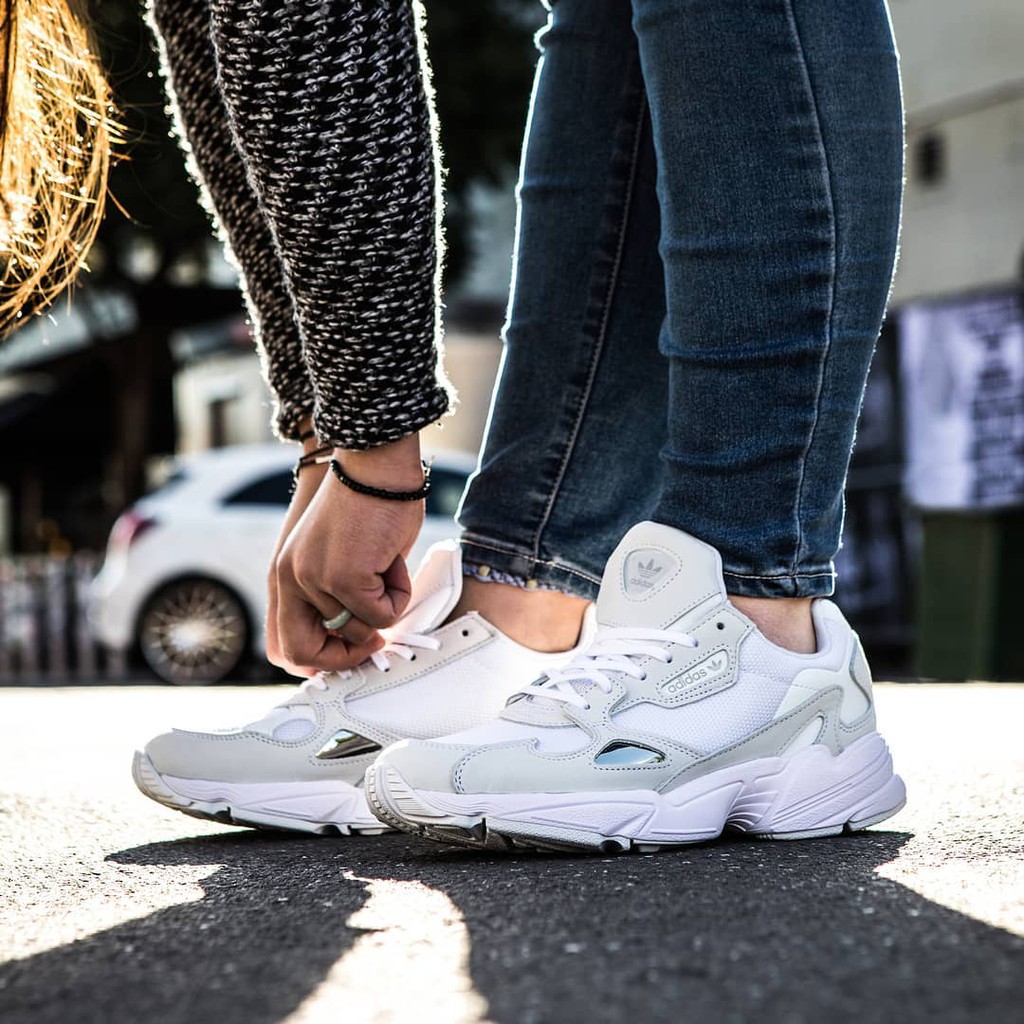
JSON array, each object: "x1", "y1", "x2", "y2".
[{"x1": 661, "y1": 654, "x2": 728, "y2": 695}]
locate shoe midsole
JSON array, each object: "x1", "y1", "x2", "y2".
[
  {"x1": 160, "y1": 773, "x2": 377, "y2": 825},
  {"x1": 398, "y1": 731, "x2": 903, "y2": 840}
]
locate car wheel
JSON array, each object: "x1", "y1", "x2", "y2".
[{"x1": 138, "y1": 577, "x2": 249, "y2": 685}]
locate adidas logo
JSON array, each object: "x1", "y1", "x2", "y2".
[
  {"x1": 618, "y1": 548, "x2": 675, "y2": 598},
  {"x1": 661, "y1": 653, "x2": 729, "y2": 696},
  {"x1": 622, "y1": 552, "x2": 671, "y2": 593}
]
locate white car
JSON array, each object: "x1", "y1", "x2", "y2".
[{"x1": 89, "y1": 443, "x2": 475, "y2": 684}]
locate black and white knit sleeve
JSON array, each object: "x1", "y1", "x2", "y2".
[
  {"x1": 208, "y1": 0, "x2": 454, "y2": 449},
  {"x1": 148, "y1": 0, "x2": 314, "y2": 441}
]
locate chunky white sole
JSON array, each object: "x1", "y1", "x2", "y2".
[
  {"x1": 365, "y1": 731, "x2": 906, "y2": 853},
  {"x1": 132, "y1": 750, "x2": 388, "y2": 836}
]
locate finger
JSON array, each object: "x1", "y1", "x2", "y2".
[
  {"x1": 267, "y1": 567, "x2": 319, "y2": 677},
  {"x1": 303, "y1": 635, "x2": 384, "y2": 673},
  {"x1": 323, "y1": 553, "x2": 413, "y2": 631},
  {"x1": 316, "y1": 590, "x2": 381, "y2": 644},
  {"x1": 267, "y1": 600, "x2": 320, "y2": 676},
  {"x1": 265, "y1": 578, "x2": 302, "y2": 673},
  {"x1": 267, "y1": 653, "x2": 321, "y2": 679},
  {"x1": 278, "y1": 568, "x2": 390, "y2": 671},
  {"x1": 285, "y1": 549, "x2": 389, "y2": 631},
  {"x1": 279, "y1": 613, "x2": 381, "y2": 673},
  {"x1": 329, "y1": 617, "x2": 378, "y2": 647},
  {"x1": 380, "y1": 555, "x2": 413, "y2": 621},
  {"x1": 277, "y1": 573, "x2": 340, "y2": 668},
  {"x1": 339, "y1": 577, "x2": 408, "y2": 630}
]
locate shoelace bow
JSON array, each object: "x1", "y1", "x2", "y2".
[
  {"x1": 300, "y1": 629, "x2": 442, "y2": 693},
  {"x1": 514, "y1": 627, "x2": 699, "y2": 710}
]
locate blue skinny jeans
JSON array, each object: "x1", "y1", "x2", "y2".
[{"x1": 458, "y1": 0, "x2": 904, "y2": 600}]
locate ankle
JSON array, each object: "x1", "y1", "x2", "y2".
[
  {"x1": 448, "y1": 577, "x2": 589, "y2": 653},
  {"x1": 729, "y1": 595, "x2": 816, "y2": 654}
]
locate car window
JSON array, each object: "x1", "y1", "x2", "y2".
[
  {"x1": 426, "y1": 467, "x2": 468, "y2": 519},
  {"x1": 222, "y1": 469, "x2": 293, "y2": 507},
  {"x1": 220, "y1": 464, "x2": 466, "y2": 512}
]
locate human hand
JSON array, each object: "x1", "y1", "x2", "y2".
[{"x1": 273, "y1": 435, "x2": 425, "y2": 673}]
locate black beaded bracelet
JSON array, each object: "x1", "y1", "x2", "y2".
[{"x1": 329, "y1": 458, "x2": 431, "y2": 501}]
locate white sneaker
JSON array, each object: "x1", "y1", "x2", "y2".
[
  {"x1": 133, "y1": 541, "x2": 594, "y2": 835},
  {"x1": 366, "y1": 522, "x2": 906, "y2": 852}
]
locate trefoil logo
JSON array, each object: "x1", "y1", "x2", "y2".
[
  {"x1": 622, "y1": 548, "x2": 679, "y2": 598},
  {"x1": 623, "y1": 549, "x2": 675, "y2": 597}
]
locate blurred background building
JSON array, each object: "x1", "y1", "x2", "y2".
[
  {"x1": 1, "y1": 0, "x2": 1022, "y2": 680},
  {"x1": 886, "y1": 0, "x2": 1024, "y2": 677},
  {"x1": 892, "y1": 0, "x2": 1024, "y2": 305}
]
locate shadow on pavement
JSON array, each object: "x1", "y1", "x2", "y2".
[{"x1": 1, "y1": 829, "x2": 1021, "y2": 1023}]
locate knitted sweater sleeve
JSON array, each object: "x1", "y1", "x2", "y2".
[
  {"x1": 148, "y1": 0, "x2": 314, "y2": 441},
  {"x1": 209, "y1": 0, "x2": 454, "y2": 449}
]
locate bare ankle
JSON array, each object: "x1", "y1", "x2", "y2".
[
  {"x1": 729, "y1": 595, "x2": 816, "y2": 654},
  {"x1": 448, "y1": 577, "x2": 589, "y2": 653}
]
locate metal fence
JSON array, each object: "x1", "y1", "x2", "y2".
[{"x1": 0, "y1": 554, "x2": 122, "y2": 682}]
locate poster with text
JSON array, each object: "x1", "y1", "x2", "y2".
[{"x1": 900, "y1": 289, "x2": 1024, "y2": 509}]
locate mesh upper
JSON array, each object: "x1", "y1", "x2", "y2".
[
  {"x1": 612, "y1": 619, "x2": 848, "y2": 755},
  {"x1": 272, "y1": 718, "x2": 317, "y2": 742}
]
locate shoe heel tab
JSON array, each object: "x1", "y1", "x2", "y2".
[{"x1": 811, "y1": 599, "x2": 847, "y2": 626}]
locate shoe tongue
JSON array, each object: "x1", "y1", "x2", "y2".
[
  {"x1": 596, "y1": 521, "x2": 727, "y2": 630},
  {"x1": 390, "y1": 539, "x2": 464, "y2": 634},
  {"x1": 501, "y1": 524, "x2": 727, "y2": 728}
]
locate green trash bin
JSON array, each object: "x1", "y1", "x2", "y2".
[{"x1": 917, "y1": 508, "x2": 1024, "y2": 681}]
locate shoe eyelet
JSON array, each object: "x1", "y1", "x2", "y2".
[
  {"x1": 666, "y1": 656, "x2": 673, "y2": 664},
  {"x1": 410, "y1": 654, "x2": 417, "y2": 661},
  {"x1": 461, "y1": 629, "x2": 470, "y2": 637},
  {"x1": 717, "y1": 622, "x2": 725, "y2": 630},
  {"x1": 640, "y1": 673, "x2": 648, "y2": 681}
]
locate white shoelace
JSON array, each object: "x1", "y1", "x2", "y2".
[
  {"x1": 513, "y1": 627, "x2": 699, "y2": 710},
  {"x1": 300, "y1": 629, "x2": 443, "y2": 693}
]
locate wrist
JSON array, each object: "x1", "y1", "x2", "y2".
[{"x1": 335, "y1": 434, "x2": 424, "y2": 490}]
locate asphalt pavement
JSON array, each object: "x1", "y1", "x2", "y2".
[{"x1": 0, "y1": 682, "x2": 1021, "y2": 1024}]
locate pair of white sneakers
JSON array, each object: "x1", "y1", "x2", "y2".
[{"x1": 135, "y1": 521, "x2": 905, "y2": 852}]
